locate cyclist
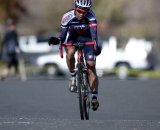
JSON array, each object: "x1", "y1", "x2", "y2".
[{"x1": 58, "y1": 0, "x2": 101, "y2": 111}]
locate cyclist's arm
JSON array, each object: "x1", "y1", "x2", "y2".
[
  {"x1": 88, "y1": 14, "x2": 101, "y2": 55},
  {"x1": 59, "y1": 25, "x2": 68, "y2": 43},
  {"x1": 87, "y1": 11, "x2": 99, "y2": 47},
  {"x1": 89, "y1": 20, "x2": 98, "y2": 46}
]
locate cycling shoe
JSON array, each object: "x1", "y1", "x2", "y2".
[{"x1": 91, "y1": 96, "x2": 99, "y2": 111}]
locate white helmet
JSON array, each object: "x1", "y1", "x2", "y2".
[{"x1": 74, "y1": 0, "x2": 92, "y2": 9}]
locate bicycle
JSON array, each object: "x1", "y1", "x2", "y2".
[{"x1": 49, "y1": 37, "x2": 96, "y2": 120}]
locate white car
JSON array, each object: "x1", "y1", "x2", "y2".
[
  {"x1": 35, "y1": 37, "x2": 157, "y2": 78},
  {"x1": 36, "y1": 52, "x2": 68, "y2": 76}
]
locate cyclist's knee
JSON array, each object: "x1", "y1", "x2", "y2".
[
  {"x1": 66, "y1": 53, "x2": 74, "y2": 60},
  {"x1": 87, "y1": 61, "x2": 95, "y2": 69},
  {"x1": 66, "y1": 52, "x2": 75, "y2": 60},
  {"x1": 87, "y1": 64, "x2": 96, "y2": 76},
  {"x1": 66, "y1": 47, "x2": 75, "y2": 60}
]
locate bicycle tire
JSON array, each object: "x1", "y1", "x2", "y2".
[
  {"x1": 76, "y1": 66, "x2": 84, "y2": 120},
  {"x1": 82, "y1": 71, "x2": 90, "y2": 120},
  {"x1": 84, "y1": 96, "x2": 90, "y2": 120}
]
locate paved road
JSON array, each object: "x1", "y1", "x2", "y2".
[{"x1": 0, "y1": 77, "x2": 160, "y2": 130}]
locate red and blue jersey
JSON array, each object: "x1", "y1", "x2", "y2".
[{"x1": 59, "y1": 9, "x2": 98, "y2": 46}]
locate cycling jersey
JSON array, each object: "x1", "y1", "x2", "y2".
[{"x1": 59, "y1": 9, "x2": 98, "y2": 46}]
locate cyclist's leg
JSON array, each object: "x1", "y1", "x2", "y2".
[
  {"x1": 65, "y1": 35, "x2": 77, "y2": 74},
  {"x1": 86, "y1": 61, "x2": 98, "y2": 92},
  {"x1": 65, "y1": 36, "x2": 77, "y2": 92},
  {"x1": 65, "y1": 46, "x2": 76, "y2": 74},
  {"x1": 86, "y1": 61, "x2": 99, "y2": 111},
  {"x1": 80, "y1": 36, "x2": 98, "y2": 93},
  {"x1": 65, "y1": 46, "x2": 77, "y2": 92},
  {"x1": 83, "y1": 38, "x2": 99, "y2": 110}
]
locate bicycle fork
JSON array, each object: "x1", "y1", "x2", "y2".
[{"x1": 75, "y1": 63, "x2": 89, "y2": 92}]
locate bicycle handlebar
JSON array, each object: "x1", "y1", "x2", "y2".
[
  {"x1": 48, "y1": 37, "x2": 96, "y2": 58},
  {"x1": 61, "y1": 42, "x2": 95, "y2": 46}
]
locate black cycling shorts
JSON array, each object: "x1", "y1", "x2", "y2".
[{"x1": 65, "y1": 35, "x2": 96, "y2": 61}]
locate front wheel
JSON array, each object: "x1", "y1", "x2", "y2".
[
  {"x1": 82, "y1": 72, "x2": 90, "y2": 120},
  {"x1": 84, "y1": 95, "x2": 90, "y2": 120},
  {"x1": 76, "y1": 71, "x2": 84, "y2": 120}
]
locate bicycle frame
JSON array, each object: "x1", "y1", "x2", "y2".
[{"x1": 59, "y1": 42, "x2": 95, "y2": 120}]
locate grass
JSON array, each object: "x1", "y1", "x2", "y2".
[
  {"x1": 1, "y1": 61, "x2": 160, "y2": 79},
  {"x1": 113, "y1": 68, "x2": 160, "y2": 79},
  {"x1": 136, "y1": 70, "x2": 160, "y2": 79}
]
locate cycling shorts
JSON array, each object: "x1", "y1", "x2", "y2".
[{"x1": 65, "y1": 35, "x2": 96, "y2": 61}]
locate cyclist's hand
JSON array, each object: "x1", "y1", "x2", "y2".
[
  {"x1": 48, "y1": 37, "x2": 60, "y2": 46},
  {"x1": 95, "y1": 46, "x2": 102, "y2": 56}
]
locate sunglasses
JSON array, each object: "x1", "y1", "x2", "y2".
[{"x1": 76, "y1": 8, "x2": 88, "y2": 15}]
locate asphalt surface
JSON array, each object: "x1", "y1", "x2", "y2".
[{"x1": 0, "y1": 77, "x2": 160, "y2": 130}]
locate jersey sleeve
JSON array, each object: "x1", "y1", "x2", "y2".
[
  {"x1": 87, "y1": 11, "x2": 99, "y2": 46},
  {"x1": 59, "y1": 16, "x2": 68, "y2": 43},
  {"x1": 59, "y1": 10, "x2": 74, "y2": 43},
  {"x1": 59, "y1": 25, "x2": 68, "y2": 43}
]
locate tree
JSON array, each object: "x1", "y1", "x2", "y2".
[{"x1": 0, "y1": 0, "x2": 27, "y2": 22}]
